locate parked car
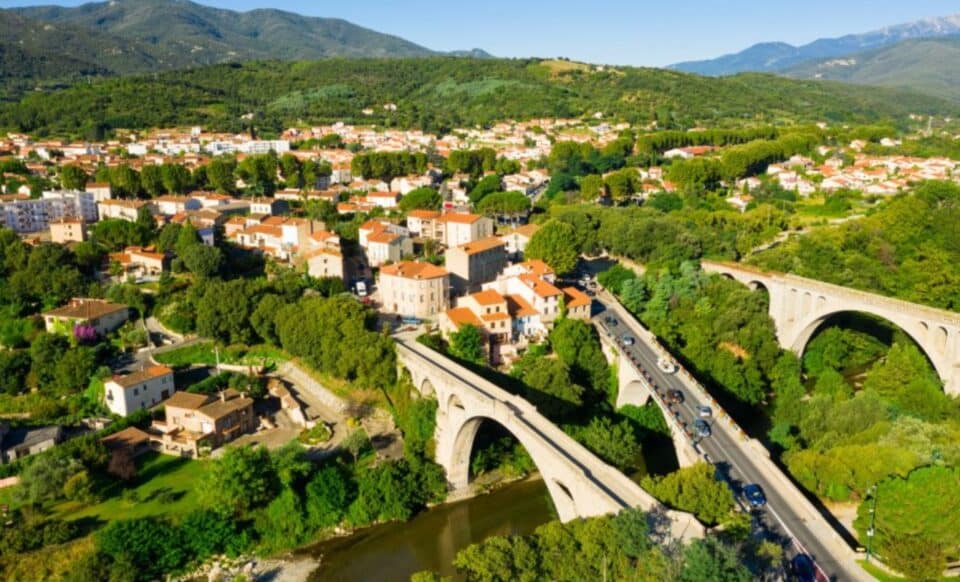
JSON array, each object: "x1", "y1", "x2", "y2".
[
  {"x1": 790, "y1": 554, "x2": 816, "y2": 582},
  {"x1": 694, "y1": 419, "x2": 711, "y2": 438},
  {"x1": 668, "y1": 390, "x2": 684, "y2": 404},
  {"x1": 697, "y1": 405, "x2": 713, "y2": 417},
  {"x1": 605, "y1": 316, "x2": 618, "y2": 326},
  {"x1": 743, "y1": 483, "x2": 766, "y2": 508},
  {"x1": 355, "y1": 281, "x2": 368, "y2": 297},
  {"x1": 622, "y1": 335, "x2": 635, "y2": 346}
]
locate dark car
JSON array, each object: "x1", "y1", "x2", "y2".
[
  {"x1": 743, "y1": 483, "x2": 766, "y2": 508},
  {"x1": 693, "y1": 419, "x2": 711, "y2": 438},
  {"x1": 668, "y1": 390, "x2": 684, "y2": 404},
  {"x1": 790, "y1": 553, "x2": 815, "y2": 582}
]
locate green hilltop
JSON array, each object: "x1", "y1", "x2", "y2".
[{"x1": 1, "y1": 57, "x2": 955, "y2": 139}]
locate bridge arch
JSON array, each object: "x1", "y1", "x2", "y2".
[
  {"x1": 445, "y1": 413, "x2": 577, "y2": 520},
  {"x1": 789, "y1": 308, "x2": 949, "y2": 389}
]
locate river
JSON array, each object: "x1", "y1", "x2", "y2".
[{"x1": 302, "y1": 477, "x2": 554, "y2": 581}]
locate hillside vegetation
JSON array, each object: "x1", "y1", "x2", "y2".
[
  {"x1": 13, "y1": 0, "x2": 433, "y2": 64},
  {"x1": 785, "y1": 37, "x2": 960, "y2": 102},
  {"x1": 1, "y1": 58, "x2": 954, "y2": 139}
]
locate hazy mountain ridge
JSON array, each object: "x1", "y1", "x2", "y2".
[
  {"x1": 784, "y1": 37, "x2": 960, "y2": 102},
  {"x1": 670, "y1": 13, "x2": 960, "y2": 75}
]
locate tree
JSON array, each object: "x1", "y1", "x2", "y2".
[
  {"x1": 206, "y1": 156, "x2": 237, "y2": 193},
  {"x1": 854, "y1": 466, "x2": 960, "y2": 579},
  {"x1": 448, "y1": 324, "x2": 485, "y2": 365},
  {"x1": 680, "y1": 537, "x2": 752, "y2": 582},
  {"x1": 468, "y1": 174, "x2": 502, "y2": 205},
  {"x1": 16, "y1": 455, "x2": 81, "y2": 505},
  {"x1": 59, "y1": 165, "x2": 88, "y2": 190},
  {"x1": 398, "y1": 187, "x2": 442, "y2": 212},
  {"x1": 343, "y1": 429, "x2": 371, "y2": 463},
  {"x1": 237, "y1": 153, "x2": 279, "y2": 195},
  {"x1": 198, "y1": 446, "x2": 279, "y2": 516},
  {"x1": 640, "y1": 463, "x2": 735, "y2": 525},
  {"x1": 161, "y1": 164, "x2": 192, "y2": 194},
  {"x1": 109, "y1": 165, "x2": 142, "y2": 198},
  {"x1": 139, "y1": 165, "x2": 165, "y2": 198},
  {"x1": 0, "y1": 350, "x2": 30, "y2": 395},
  {"x1": 475, "y1": 191, "x2": 530, "y2": 222},
  {"x1": 180, "y1": 244, "x2": 223, "y2": 279},
  {"x1": 179, "y1": 509, "x2": 241, "y2": 560},
  {"x1": 525, "y1": 219, "x2": 579, "y2": 275},
  {"x1": 255, "y1": 489, "x2": 307, "y2": 551},
  {"x1": 279, "y1": 153, "x2": 303, "y2": 189},
  {"x1": 579, "y1": 174, "x2": 604, "y2": 200},
  {"x1": 574, "y1": 416, "x2": 644, "y2": 471},
  {"x1": 96, "y1": 518, "x2": 186, "y2": 581},
  {"x1": 305, "y1": 464, "x2": 350, "y2": 530},
  {"x1": 549, "y1": 318, "x2": 610, "y2": 397},
  {"x1": 520, "y1": 357, "x2": 583, "y2": 420}
]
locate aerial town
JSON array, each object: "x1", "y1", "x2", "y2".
[{"x1": 1, "y1": 2, "x2": 959, "y2": 582}]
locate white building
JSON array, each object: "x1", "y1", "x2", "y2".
[{"x1": 104, "y1": 366, "x2": 175, "y2": 417}]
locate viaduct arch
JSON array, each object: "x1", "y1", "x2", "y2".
[
  {"x1": 395, "y1": 334, "x2": 704, "y2": 540},
  {"x1": 702, "y1": 261, "x2": 960, "y2": 395}
]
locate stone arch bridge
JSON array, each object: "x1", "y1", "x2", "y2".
[
  {"x1": 395, "y1": 334, "x2": 703, "y2": 540},
  {"x1": 702, "y1": 261, "x2": 960, "y2": 395}
]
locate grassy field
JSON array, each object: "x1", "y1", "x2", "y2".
[
  {"x1": 155, "y1": 341, "x2": 289, "y2": 369},
  {"x1": 54, "y1": 452, "x2": 206, "y2": 526}
]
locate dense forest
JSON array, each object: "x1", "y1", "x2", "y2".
[
  {"x1": 0, "y1": 57, "x2": 953, "y2": 139},
  {"x1": 749, "y1": 180, "x2": 960, "y2": 310}
]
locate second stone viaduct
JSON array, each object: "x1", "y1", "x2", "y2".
[{"x1": 702, "y1": 260, "x2": 960, "y2": 395}]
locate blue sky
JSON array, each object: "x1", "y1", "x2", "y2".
[{"x1": 1, "y1": 0, "x2": 957, "y2": 66}]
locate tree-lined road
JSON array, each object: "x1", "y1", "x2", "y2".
[{"x1": 594, "y1": 292, "x2": 868, "y2": 582}]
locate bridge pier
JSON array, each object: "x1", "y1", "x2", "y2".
[{"x1": 600, "y1": 333, "x2": 700, "y2": 468}]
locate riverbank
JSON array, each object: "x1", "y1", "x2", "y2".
[{"x1": 296, "y1": 475, "x2": 554, "y2": 581}]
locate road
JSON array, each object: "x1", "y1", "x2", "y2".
[{"x1": 594, "y1": 292, "x2": 868, "y2": 582}]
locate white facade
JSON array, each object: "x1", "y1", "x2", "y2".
[{"x1": 104, "y1": 367, "x2": 175, "y2": 417}]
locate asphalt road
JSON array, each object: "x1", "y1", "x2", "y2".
[{"x1": 594, "y1": 296, "x2": 861, "y2": 582}]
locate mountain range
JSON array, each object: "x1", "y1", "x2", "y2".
[
  {"x1": 671, "y1": 13, "x2": 960, "y2": 75},
  {"x1": 669, "y1": 13, "x2": 960, "y2": 103},
  {"x1": 0, "y1": 0, "x2": 488, "y2": 95}
]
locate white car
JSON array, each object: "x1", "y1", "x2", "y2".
[
  {"x1": 355, "y1": 281, "x2": 368, "y2": 297},
  {"x1": 656, "y1": 357, "x2": 677, "y2": 374}
]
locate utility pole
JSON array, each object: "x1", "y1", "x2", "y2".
[{"x1": 866, "y1": 484, "x2": 878, "y2": 563}]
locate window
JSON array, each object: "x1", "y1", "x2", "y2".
[{"x1": 133, "y1": 388, "x2": 139, "y2": 396}]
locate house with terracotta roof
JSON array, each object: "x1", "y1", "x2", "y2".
[
  {"x1": 441, "y1": 288, "x2": 512, "y2": 342},
  {"x1": 155, "y1": 195, "x2": 201, "y2": 216},
  {"x1": 359, "y1": 219, "x2": 413, "y2": 267},
  {"x1": 42, "y1": 298, "x2": 129, "y2": 336},
  {"x1": 364, "y1": 191, "x2": 401, "y2": 209},
  {"x1": 151, "y1": 389, "x2": 256, "y2": 457},
  {"x1": 98, "y1": 199, "x2": 154, "y2": 222},
  {"x1": 406, "y1": 209, "x2": 442, "y2": 239},
  {"x1": 104, "y1": 366, "x2": 175, "y2": 417},
  {"x1": 301, "y1": 247, "x2": 345, "y2": 280},
  {"x1": 437, "y1": 212, "x2": 494, "y2": 247},
  {"x1": 500, "y1": 223, "x2": 540, "y2": 259},
  {"x1": 110, "y1": 246, "x2": 169, "y2": 276},
  {"x1": 250, "y1": 197, "x2": 288, "y2": 215},
  {"x1": 445, "y1": 237, "x2": 508, "y2": 294},
  {"x1": 379, "y1": 261, "x2": 449, "y2": 319}
]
